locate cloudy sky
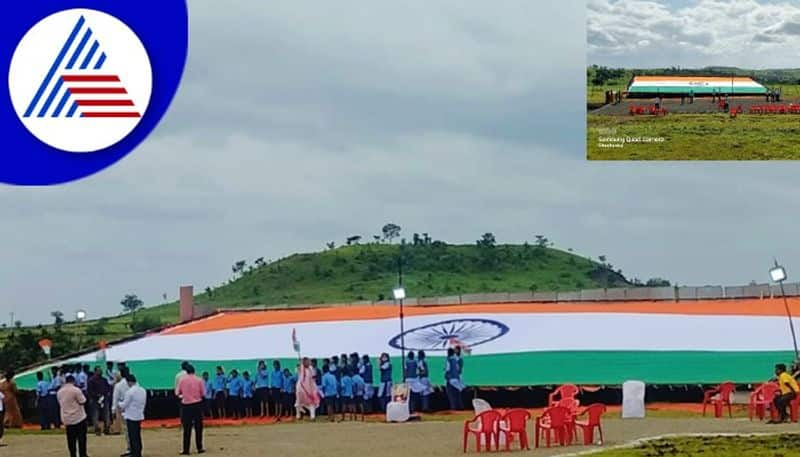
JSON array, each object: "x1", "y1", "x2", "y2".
[
  {"x1": 589, "y1": 0, "x2": 800, "y2": 68},
  {"x1": 2, "y1": 0, "x2": 800, "y2": 324}
]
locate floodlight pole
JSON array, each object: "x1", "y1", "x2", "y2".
[
  {"x1": 397, "y1": 255, "x2": 405, "y2": 361},
  {"x1": 775, "y1": 260, "x2": 799, "y2": 358}
]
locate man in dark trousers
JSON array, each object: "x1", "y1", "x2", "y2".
[
  {"x1": 57, "y1": 375, "x2": 88, "y2": 457},
  {"x1": 87, "y1": 367, "x2": 110, "y2": 435},
  {"x1": 772, "y1": 363, "x2": 799, "y2": 423},
  {"x1": 175, "y1": 365, "x2": 206, "y2": 455}
]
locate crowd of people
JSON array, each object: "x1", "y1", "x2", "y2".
[
  {"x1": 194, "y1": 347, "x2": 468, "y2": 421},
  {"x1": 0, "y1": 346, "x2": 469, "y2": 454}
]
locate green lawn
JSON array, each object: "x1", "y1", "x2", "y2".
[
  {"x1": 587, "y1": 114, "x2": 800, "y2": 160},
  {"x1": 596, "y1": 434, "x2": 800, "y2": 456}
]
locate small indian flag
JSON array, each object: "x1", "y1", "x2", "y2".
[{"x1": 292, "y1": 328, "x2": 300, "y2": 353}]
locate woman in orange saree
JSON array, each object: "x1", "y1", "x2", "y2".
[{"x1": 0, "y1": 370, "x2": 23, "y2": 428}]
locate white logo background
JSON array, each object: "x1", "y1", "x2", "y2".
[{"x1": 8, "y1": 9, "x2": 152, "y2": 153}]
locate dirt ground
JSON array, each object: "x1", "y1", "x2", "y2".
[{"x1": 2, "y1": 417, "x2": 799, "y2": 457}]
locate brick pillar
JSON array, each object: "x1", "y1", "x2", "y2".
[{"x1": 179, "y1": 285, "x2": 194, "y2": 322}]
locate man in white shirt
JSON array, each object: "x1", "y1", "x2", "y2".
[
  {"x1": 119, "y1": 375, "x2": 147, "y2": 457},
  {"x1": 112, "y1": 370, "x2": 131, "y2": 457}
]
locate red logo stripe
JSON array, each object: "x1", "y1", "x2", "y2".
[
  {"x1": 82, "y1": 112, "x2": 141, "y2": 118},
  {"x1": 61, "y1": 75, "x2": 120, "y2": 82},
  {"x1": 69, "y1": 87, "x2": 128, "y2": 94},
  {"x1": 76, "y1": 99, "x2": 135, "y2": 106}
]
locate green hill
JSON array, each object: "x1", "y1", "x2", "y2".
[{"x1": 0, "y1": 239, "x2": 637, "y2": 370}]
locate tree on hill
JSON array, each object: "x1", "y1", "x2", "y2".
[
  {"x1": 645, "y1": 277, "x2": 671, "y2": 287},
  {"x1": 476, "y1": 232, "x2": 496, "y2": 248},
  {"x1": 534, "y1": 235, "x2": 549, "y2": 249},
  {"x1": 346, "y1": 235, "x2": 362, "y2": 245},
  {"x1": 120, "y1": 294, "x2": 144, "y2": 314},
  {"x1": 326, "y1": 241, "x2": 336, "y2": 250},
  {"x1": 232, "y1": 260, "x2": 247, "y2": 277},
  {"x1": 51, "y1": 310, "x2": 64, "y2": 326},
  {"x1": 382, "y1": 223, "x2": 401, "y2": 243}
]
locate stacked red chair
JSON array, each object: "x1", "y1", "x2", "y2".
[
  {"x1": 535, "y1": 406, "x2": 574, "y2": 448},
  {"x1": 463, "y1": 409, "x2": 502, "y2": 453},
  {"x1": 548, "y1": 384, "x2": 579, "y2": 407},
  {"x1": 702, "y1": 382, "x2": 735, "y2": 418}
]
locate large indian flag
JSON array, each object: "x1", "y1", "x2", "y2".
[
  {"x1": 16, "y1": 298, "x2": 799, "y2": 389},
  {"x1": 628, "y1": 76, "x2": 767, "y2": 95}
]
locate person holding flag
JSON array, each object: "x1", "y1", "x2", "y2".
[{"x1": 292, "y1": 329, "x2": 320, "y2": 420}]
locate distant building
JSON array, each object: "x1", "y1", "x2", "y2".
[{"x1": 626, "y1": 76, "x2": 767, "y2": 98}]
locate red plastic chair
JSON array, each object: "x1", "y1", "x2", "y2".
[
  {"x1": 548, "y1": 384, "x2": 579, "y2": 407},
  {"x1": 748, "y1": 382, "x2": 779, "y2": 421},
  {"x1": 498, "y1": 408, "x2": 531, "y2": 451},
  {"x1": 463, "y1": 409, "x2": 501, "y2": 453},
  {"x1": 702, "y1": 382, "x2": 735, "y2": 418},
  {"x1": 556, "y1": 397, "x2": 580, "y2": 416},
  {"x1": 573, "y1": 403, "x2": 606, "y2": 445},
  {"x1": 535, "y1": 406, "x2": 573, "y2": 448}
]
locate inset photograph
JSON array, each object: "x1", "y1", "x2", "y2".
[{"x1": 587, "y1": 0, "x2": 800, "y2": 160}]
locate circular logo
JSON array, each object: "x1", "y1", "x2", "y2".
[
  {"x1": 1, "y1": 1, "x2": 187, "y2": 186},
  {"x1": 8, "y1": 9, "x2": 151, "y2": 153},
  {"x1": 387, "y1": 318, "x2": 510, "y2": 351}
]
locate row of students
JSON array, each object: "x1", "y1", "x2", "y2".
[
  {"x1": 199, "y1": 347, "x2": 465, "y2": 419},
  {"x1": 201, "y1": 366, "x2": 298, "y2": 419}
]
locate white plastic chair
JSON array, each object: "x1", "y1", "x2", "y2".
[{"x1": 622, "y1": 380, "x2": 646, "y2": 418}]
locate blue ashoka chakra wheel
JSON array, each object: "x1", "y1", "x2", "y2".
[{"x1": 387, "y1": 318, "x2": 509, "y2": 351}]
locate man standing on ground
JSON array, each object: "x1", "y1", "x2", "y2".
[
  {"x1": 119, "y1": 375, "x2": 146, "y2": 457},
  {"x1": 88, "y1": 367, "x2": 110, "y2": 435},
  {"x1": 176, "y1": 365, "x2": 206, "y2": 455},
  {"x1": 113, "y1": 369, "x2": 131, "y2": 457},
  {"x1": 57, "y1": 375, "x2": 88, "y2": 457},
  {"x1": 772, "y1": 363, "x2": 799, "y2": 423}
]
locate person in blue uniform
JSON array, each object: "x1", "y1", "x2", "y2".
[
  {"x1": 211, "y1": 366, "x2": 226, "y2": 418},
  {"x1": 35, "y1": 371, "x2": 51, "y2": 430},
  {"x1": 321, "y1": 367, "x2": 338, "y2": 422},
  {"x1": 226, "y1": 369, "x2": 244, "y2": 419},
  {"x1": 417, "y1": 351, "x2": 433, "y2": 412},
  {"x1": 377, "y1": 353, "x2": 392, "y2": 412},
  {"x1": 281, "y1": 368, "x2": 296, "y2": 419},
  {"x1": 351, "y1": 368, "x2": 366, "y2": 420},
  {"x1": 340, "y1": 367, "x2": 354, "y2": 421},
  {"x1": 241, "y1": 371, "x2": 254, "y2": 417},
  {"x1": 201, "y1": 371, "x2": 213, "y2": 418},
  {"x1": 359, "y1": 354, "x2": 374, "y2": 413},
  {"x1": 404, "y1": 351, "x2": 419, "y2": 413},
  {"x1": 49, "y1": 365, "x2": 63, "y2": 428},
  {"x1": 269, "y1": 360, "x2": 283, "y2": 418},
  {"x1": 445, "y1": 348, "x2": 464, "y2": 410},
  {"x1": 255, "y1": 361, "x2": 269, "y2": 418}
]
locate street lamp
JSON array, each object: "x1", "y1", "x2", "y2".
[
  {"x1": 394, "y1": 254, "x2": 407, "y2": 361},
  {"x1": 76, "y1": 310, "x2": 87, "y2": 322},
  {"x1": 770, "y1": 260, "x2": 798, "y2": 358}
]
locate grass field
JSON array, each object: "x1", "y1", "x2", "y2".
[
  {"x1": 597, "y1": 434, "x2": 800, "y2": 457},
  {"x1": 587, "y1": 114, "x2": 800, "y2": 160},
  {"x1": 2, "y1": 416, "x2": 798, "y2": 457}
]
